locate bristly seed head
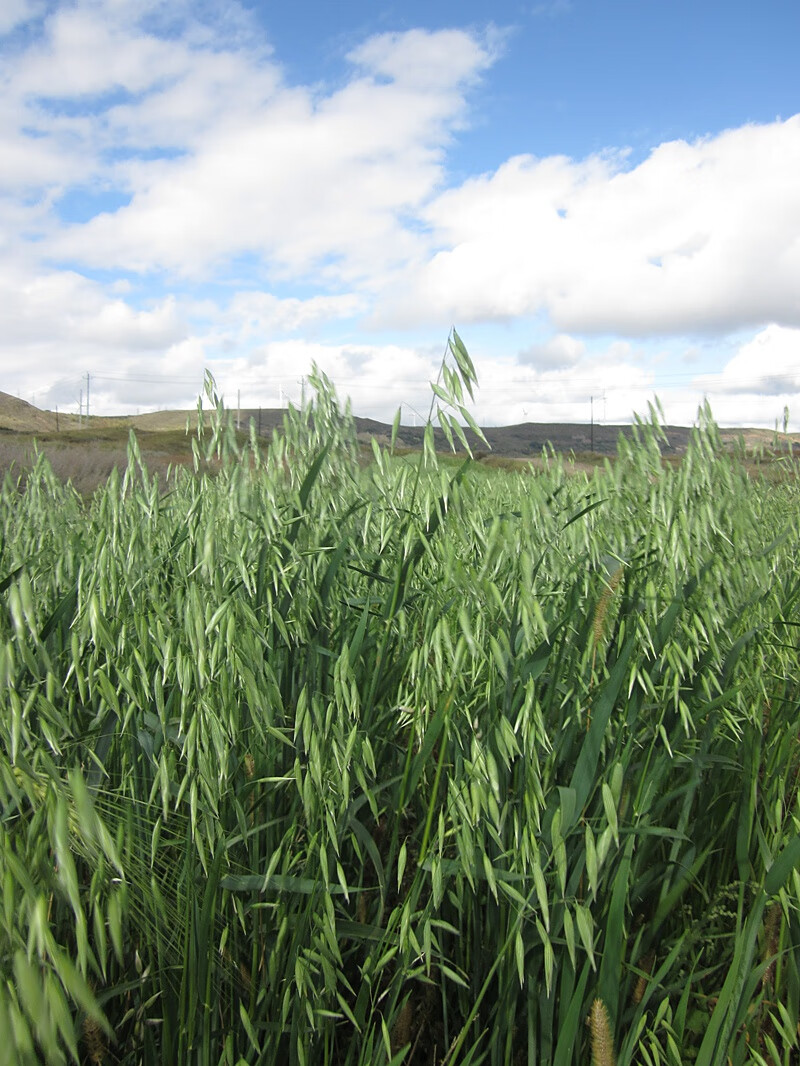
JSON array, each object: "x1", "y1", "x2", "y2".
[
  {"x1": 588, "y1": 998, "x2": 616, "y2": 1066},
  {"x1": 82, "y1": 1014, "x2": 106, "y2": 1065}
]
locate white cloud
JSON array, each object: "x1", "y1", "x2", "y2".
[
  {"x1": 138, "y1": 338, "x2": 448, "y2": 422},
  {"x1": 701, "y1": 324, "x2": 800, "y2": 397},
  {"x1": 518, "y1": 333, "x2": 585, "y2": 369},
  {"x1": 0, "y1": 262, "x2": 191, "y2": 410},
  {"x1": 0, "y1": 0, "x2": 43, "y2": 37},
  {"x1": 226, "y1": 291, "x2": 366, "y2": 335},
  {"x1": 0, "y1": 268, "x2": 183, "y2": 348},
  {"x1": 0, "y1": 1, "x2": 280, "y2": 218},
  {"x1": 377, "y1": 117, "x2": 800, "y2": 335},
  {"x1": 13, "y1": 8, "x2": 183, "y2": 98},
  {"x1": 348, "y1": 27, "x2": 499, "y2": 92},
  {"x1": 466, "y1": 342, "x2": 655, "y2": 426},
  {"x1": 11, "y1": 16, "x2": 497, "y2": 282}
]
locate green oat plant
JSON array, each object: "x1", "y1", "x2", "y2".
[{"x1": 1, "y1": 331, "x2": 800, "y2": 1066}]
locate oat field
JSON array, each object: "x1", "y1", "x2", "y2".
[{"x1": 2, "y1": 340, "x2": 799, "y2": 1066}]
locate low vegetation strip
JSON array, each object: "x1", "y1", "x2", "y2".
[{"x1": 1, "y1": 343, "x2": 799, "y2": 1065}]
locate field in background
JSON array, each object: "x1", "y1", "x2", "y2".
[
  {"x1": 1, "y1": 352, "x2": 800, "y2": 1065},
  {"x1": 1, "y1": 387, "x2": 798, "y2": 496}
]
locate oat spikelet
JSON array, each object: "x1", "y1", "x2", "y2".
[
  {"x1": 589, "y1": 566, "x2": 624, "y2": 724},
  {"x1": 238, "y1": 959, "x2": 253, "y2": 994},
  {"x1": 588, "y1": 998, "x2": 616, "y2": 1066},
  {"x1": 592, "y1": 566, "x2": 623, "y2": 651},
  {"x1": 244, "y1": 752, "x2": 256, "y2": 824},
  {"x1": 82, "y1": 1015, "x2": 106, "y2": 1065}
]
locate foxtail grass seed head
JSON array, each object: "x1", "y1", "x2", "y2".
[
  {"x1": 82, "y1": 1015, "x2": 106, "y2": 1065},
  {"x1": 588, "y1": 998, "x2": 616, "y2": 1066},
  {"x1": 391, "y1": 999, "x2": 414, "y2": 1055}
]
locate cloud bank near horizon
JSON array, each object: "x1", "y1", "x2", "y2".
[{"x1": 0, "y1": 0, "x2": 798, "y2": 427}]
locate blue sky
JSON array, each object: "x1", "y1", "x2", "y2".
[
  {"x1": 263, "y1": 0, "x2": 800, "y2": 162},
  {"x1": 1, "y1": 0, "x2": 799, "y2": 425}
]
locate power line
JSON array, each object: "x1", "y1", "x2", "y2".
[
  {"x1": 90, "y1": 373, "x2": 201, "y2": 385},
  {"x1": 29, "y1": 360, "x2": 800, "y2": 425},
  {"x1": 41, "y1": 360, "x2": 800, "y2": 395}
]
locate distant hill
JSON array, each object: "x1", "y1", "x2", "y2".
[
  {"x1": 0, "y1": 391, "x2": 59, "y2": 432},
  {"x1": 0, "y1": 390, "x2": 796, "y2": 459},
  {"x1": 384, "y1": 419, "x2": 687, "y2": 458}
]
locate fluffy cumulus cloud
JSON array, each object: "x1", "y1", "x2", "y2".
[
  {"x1": 518, "y1": 333, "x2": 585, "y2": 370},
  {"x1": 713, "y1": 326, "x2": 800, "y2": 396},
  {"x1": 0, "y1": 1, "x2": 498, "y2": 414},
  {"x1": 0, "y1": 270, "x2": 182, "y2": 350},
  {"x1": 378, "y1": 117, "x2": 800, "y2": 336},
  {"x1": 14, "y1": 12, "x2": 497, "y2": 281},
  {"x1": 679, "y1": 325, "x2": 800, "y2": 428},
  {"x1": 0, "y1": 260, "x2": 196, "y2": 410}
]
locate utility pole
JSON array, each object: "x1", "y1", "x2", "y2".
[
  {"x1": 590, "y1": 396, "x2": 594, "y2": 453},
  {"x1": 86, "y1": 373, "x2": 90, "y2": 423}
]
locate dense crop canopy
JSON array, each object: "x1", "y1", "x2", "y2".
[{"x1": 1, "y1": 344, "x2": 800, "y2": 1065}]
